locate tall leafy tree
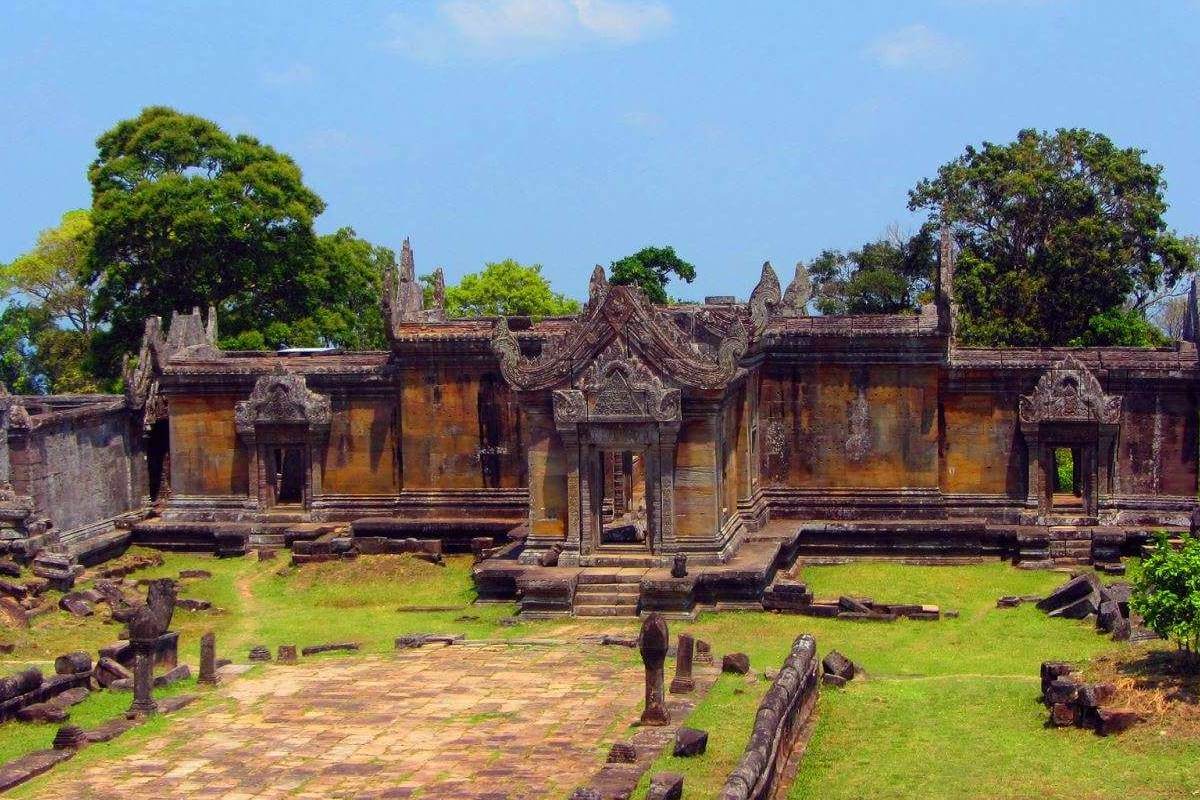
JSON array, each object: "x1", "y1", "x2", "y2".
[
  {"x1": 1, "y1": 210, "x2": 102, "y2": 392},
  {"x1": 609, "y1": 246, "x2": 696, "y2": 304},
  {"x1": 87, "y1": 106, "x2": 328, "y2": 372},
  {"x1": 437, "y1": 259, "x2": 579, "y2": 318},
  {"x1": 808, "y1": 227, "x2": 936, "y2": 315},
  {"x1": 909, "y1": 128, "x2": 1197, "y2": 346}
]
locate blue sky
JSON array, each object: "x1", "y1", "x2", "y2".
[{"x1": 3, "y1": 1, "x2": 1199, "y2": 300}]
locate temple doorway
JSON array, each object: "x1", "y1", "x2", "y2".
[
  {"x1": 271, "y1": 446, "x2": 306, "y2": 506},
  {"x1": 598, "y1": 450, "x2": 647, "y2": 546}
]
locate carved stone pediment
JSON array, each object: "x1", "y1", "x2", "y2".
[
  {"x1": 235, "y1": 371, "x2": 331, "y2": 435},
  {"x1": 551, "y1": 342, "x2": 681, "y2": 429},
  {"x1": 1019, "y1": 356, "x2": 1121, "y2": 426},
  {"x1": 492, "y1": 263, "x2": 780, "y2": 392}
]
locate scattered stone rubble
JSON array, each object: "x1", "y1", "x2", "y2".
[
  {"x1": 1028, "y1": 573, "x2": 1140, "y2": 641},
  {"x1": 1040, "y1": 661, "x2": 1142, "y2": 736},
  {"x1": 763, "y1": 580, "x2": 941, "y2": 621},
  {"x1": 820, "y1": 650, "x2": 860, "y2": 688}
]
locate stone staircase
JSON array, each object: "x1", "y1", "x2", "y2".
[
  {"x1": 573, "y1": 571, "x2": 642, "y2": 618},
  {"x1": 1047, "y1": 525, "x2": 1093, "y2": 566}
]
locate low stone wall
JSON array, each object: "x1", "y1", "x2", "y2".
[{"x1": 719, "y1": 633, "x2": 819, "y2": 800}]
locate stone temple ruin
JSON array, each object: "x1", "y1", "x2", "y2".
[{"x1": 1, "y1": 236, "x2": 1197, "y2": 615}]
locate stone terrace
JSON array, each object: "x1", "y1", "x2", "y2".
[{"x1": 30, "y1": 643, "x2": 645, "y2": 800}]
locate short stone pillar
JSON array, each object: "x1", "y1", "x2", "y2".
[
  {"x1": 638, "y1": 612, "x2": 670, "y2": 726},
  {"x1": 669, "y1": 633, "x2": 695, "y2": 694},
  {"x1": 694, "y1": 639, "x2": 713, "y2": 665},
  {"x1": 278, "y1": 644, "x2": 298, "y2": 664},
  {"x1": 671, "y1": 553, "x2": 687, "y2": 578},
  {"x1": 127, "y1": 638, "x2": 158, "y2": 718},
  {"x1": 198, "y1": 631, "x2": 217, "y2": 684}
]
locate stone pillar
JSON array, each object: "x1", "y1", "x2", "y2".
[
  {"x1": 278, "y1": 644, "x2": 297, "y2": 664},
  {"x1": 127, "y1": 639, "x2": 157, "y2": 718},
  {"x1": 670, "y1": 633, "x2": 695, "y2": 694},
  {"x1": 198, "y1": 631, "x2": 217, "y2": 685},
  {"x1": 638, "y1": 612, "x2": 670, "y2": 726}
]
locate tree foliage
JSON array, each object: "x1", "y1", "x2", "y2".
[
  {"x1": 87, "y1": 106, "x2": 391, "y2": 370},
  {"x1": 909, "y1": 128, "x2": 1197, "y2": 346},
  {"x1": 808, "y1": 227, "x2": 936, "y2": 315},
  {"x1": 0, "y1": 210, "x2": 103, "y2": 392},
  {"x1": 1131, "y1": 534, "x2": 1200, "y2": 664},
  {"x1": 609, "y1": 246, "x2": 696, "y2": 304},
  {"x1": 439, "y1": 259, "x2": 579, "y2": 318}
]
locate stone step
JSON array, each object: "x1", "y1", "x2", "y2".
[
  {"x1": 573, "y1": 592, "x2": 638, "y2": 606},
  {"x1": 575, "y1": 582, "x2": 640, "y2": 593},
  {"x1": 577, "y1": 572, "x2": 643, "y2": 586},
  {"x1": 574, "y1": 604, "x2": 640, "y2": 618}
]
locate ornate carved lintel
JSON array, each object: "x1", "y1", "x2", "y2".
[
  {"x1": 235, "y1": 371, "x2": 332, "y2": 437},
  {"x1": 1019, "y1": 356, "x2": 1121, "y2": 427}
]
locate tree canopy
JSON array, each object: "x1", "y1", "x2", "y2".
[
  {"x1": 0, "y1": 210, "x2": 102, "y2": 392},
  {"x1": 609, "y1": 246, "x2": 696, "y2": 304},
  {"x1": 909, "y1": 128, "x2": 1196, "y2": 346},
  {"x1": 436, "y1": 259, "x2": 579, "y2": 318},
  {"x1": 87, "y1": 106, "x2": 390, "y2": 373},
  {"x1": 807, "y1": 227, "x2": 936, "y2": 315}
]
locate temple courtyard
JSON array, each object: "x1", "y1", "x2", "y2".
[{"x1": 2, "y1": 551, "x2": 1199, "y2": 799}]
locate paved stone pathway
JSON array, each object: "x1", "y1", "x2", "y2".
[{"x1": 35, "y1": 643, "x2": 645, "y2": 800}]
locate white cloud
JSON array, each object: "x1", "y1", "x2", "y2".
[
  {"x1": 867, "y1": 24, "x2": 967, "y2": 70},
  {"x1": 389, "y1": 0, "x2": 672, "y2": 61},
  {"x1": 259, "y1": 63, "x2": 315, "y2": 87}
]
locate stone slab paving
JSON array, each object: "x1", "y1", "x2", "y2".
[{"x1": 32, "y1": 643, "x2": 645, "y2": 800}]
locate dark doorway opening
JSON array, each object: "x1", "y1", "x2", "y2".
[
  {"x1": 1051, "y1": 446, "x2": 1083, "y2": 509},
  {"x1": 147, "y1": 419, "x2": 169, "y2": 501},
  {"x1": 273, "y1": 446, "x2": 305, "y2": 505},
  {"x1": 599, "y1": 450, "x2": 647, "y2": 546}
]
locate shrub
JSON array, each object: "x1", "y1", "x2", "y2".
[{"x1": 1130, "y1": 534, "x2": 1200, "y2": 665}]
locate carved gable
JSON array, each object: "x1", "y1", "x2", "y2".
[
  {"x1": 1019, "y1": 357, "x2": 1121, "y2": 426},
  {"x1": 235, "y1": 372, "x2": 331, "y2": 435}
]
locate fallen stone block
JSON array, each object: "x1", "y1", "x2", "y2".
[
  {"x1": 178, "y1": 569, "x2": 212, "y2": 579},
  {"x1": 838, "y1": 596, "x2": 873, "y2": 614},
  {"x1": 1036, "y1": 574, "x2": 1099, "y2": 614},
  {"x1": 648, "y1": 772, "x2": 684, "y2": 800},
  {"x1": 996, "y1": 595, "x2": 1022, "y2": 608},
  {"x1": 837, "y1": 611, "x2": 896, "y2": 622},
  {"x1": 822, "y1": 650, "x2": 856, "y2": 681},
  {"x1": 1045, "y1": 677, "x2": 1080, "y2": 706},
  {"x1": 1096, "y1": 601, "x2": 1124, "y2": 633},
  {"x1": 248, "y1": 645, "x2": 272, "y2": 661},
  {"x1": 694, "y1": 639, "x2": 713, "y2": 664},
  {"x1": 0, "y1": 667, "x2": 43, "y2": 703},
  {"x1": 15, "y1": 702, "x2": 68, "y2": 723},
  {"x1": 0, "y1": 561, "x2": 19, "y2": 578},
  {"x1": 1048, "y1": 595, "x2": 1097, "y2": 620},
  {"x1": 600, "y1": 634, "x2": 637, "y2": 648},
  {"x1": 0, "y1": 748, "x2": 75, "y2": 793},
  {"x1": 821, "y1": 672, "x2": 847, "y2": 688},
  {"x1": 0, "y1": 579, "x2": 27, "y2": 600},
  {"x1": 108, "y1": 678, "x2": 133, "y2": 691},
  {"x1": 607, "y1": 741, "x2": 638, "y2": 763},
  {"x1": 1095, "y1": 708, "x2": 1141, "y2": 736},
  {"x1": 175, "y1": 598, "x2": 212, "y2": 612},
  {"x1": 1077, "y1": 683, "x2": 1116, "y2": 709},
  {"x1": 277, "y1": 645, "x2": 298, "y2": 664},
  {"x1": 1050, "y1": 702, "x2": 1077, "y2": 727},
  {"x1": 1040, "y1": 661, "x2": 1074, "y2": 699},
  {"x1": 48, "y1": 687, "x2": 89, "y2": 709},
  {"x1": 796, "y1": 603, "x2": 840, "y2": 618},
  {"x1": 54, "y1": 652, "x2": 92, "y2": 676},
  {"x1": 153, "y1": 665, "x2": 191, "y2": 688},
  {"x1": 300, "y1": 642, "x2": 360, "y2": 656},
  {"x1": 722, "y1": 653, "x2": 750, "y2": 675},
  {"x1": 93, "y1": 657, "x2": 132, "y2": 689},
  {"x1": 673, "y1": 727, "x2": 708, "y2": 757}
]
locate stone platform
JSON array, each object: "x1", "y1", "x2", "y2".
[
  {"x1": 473, "y1": 519, "x2": 1159, "y2": 618},
  {"x1": 28, "y1": 643, "x2": 647, "y2": 800}
]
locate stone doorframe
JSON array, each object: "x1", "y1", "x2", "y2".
[
  {"x1": 549, "y1": 370, "x2": 682, "y2": 567},
  {"x1": 1018, "y1": 357, "x2": 1121, "y2": 522},
  {"x1": 235, "y1": 372, "x2": 331, "y2": 511}
]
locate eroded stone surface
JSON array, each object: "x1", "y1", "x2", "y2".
[{"x1": 31, "y1": 645, "x2": 644, "y2": 800}]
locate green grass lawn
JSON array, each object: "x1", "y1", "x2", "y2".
[{"x1": 2, "y1": 552, "x2": 1197, "y2": 799}]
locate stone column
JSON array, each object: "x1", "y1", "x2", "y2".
[
  {"x1": 638, "y1": 612, "x2": 670, "y2": 726},
  {"x1": 198, "y1": 631, "x2": 217, "y2": 685},
  {"x1": 127, "y1": 639, "x2": 157, "y2": 717},
  {"x1": 670, "y1": 633, "x2": 695, "y2": 694}
]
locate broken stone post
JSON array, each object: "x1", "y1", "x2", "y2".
[
  {"x1": 198, "y1": 631, "x2": 217, "y2": 684},
  {"x1": 669, "y1": 633, "x2": 695, "y2": 694},
  {"x1": 638, "y1": 612, "x2": 670, "y2": 726},
  {"x1": 671, "y1": 552, "x2": 687, "y2": 578},
  {"x1": 128, "y1": 638, "x2": 157, "y2": 717},
  {"x1": 113, "y1": 578, "x2": 177, "y2": 719}
]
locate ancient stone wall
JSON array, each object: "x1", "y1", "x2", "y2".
[
  {"x1": 8, "y1": 401, "x2": 145, "y2": 540},
  {"x1": 939, "y1": 387, "x2": 1025, "y2": 498},
  {"x1": 167, "y1": 395, "x2": 248, "y2": 497},
  {"x1": 758, "y1": 363, "x2": 939, "y2": 490},
  {"x1": 322, "y1": 395, "x2": 399, "y2": 495}
]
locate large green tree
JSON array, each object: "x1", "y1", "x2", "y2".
[
  {"x1": 909, "y1": 128, "x2": 1196, "y2": 346},
  {"x1": 87, "y1": 106, "x2": 391, "y2": 371},
  {"x1": 808, "y1": 227, "x2": 936, "y2": 315},
  {"x1": 435, "y1": 259, "x2": 579, "y2": 318},
  {"x1": 609, "y1": 246, "x2": 696, "y2": 304},
  {"x1": 0, "y1": 210, "x2": 103, "y2": 392}
]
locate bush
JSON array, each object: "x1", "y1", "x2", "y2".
[{"x1": 1130, "y1": 534, "x2": 1200, "y2": 664}]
